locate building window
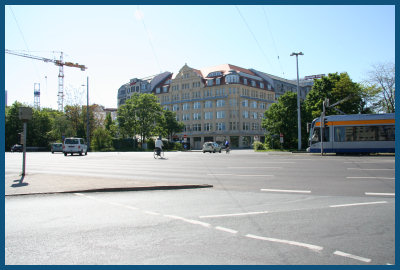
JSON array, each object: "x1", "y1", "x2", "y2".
[
  {"x1": 268, "y1": 84, "x2": 272, "y2": 90},
  {"x1": 242, "y1": 122, "x2": 250, "y2": 131},
  {"x1": 193, "y1": 102, "x2": 201, "y2": 109},
  {"x1": 252, "y1": 112, "x2": 258, "y2": 119},
  {"x1": 204, "y1": 100, "x2": 213, "y2": 108},
  {"x1": 204, "y1": 123, "x2": 212, "y2": 131},
  {"x1": 172, "y1": 104, "x2": 179, "y2": 111},
  {"x1": 243, "y1": 79, "x2": 248, "y2": 85},
  {"x1": 156, "y1": 87, "x2": 161, "y2": 94},
  {"x1": 251, "y1": 101, "x2": 257, "y2": 108},
  {"x1": 216, "y1": 100, "x2": 225, "y2": 107},
  {"x1": 207, "y1": 80, "x2": 213, "y2": 86},
  {"x1": 229, "y1": 110, "x2": 239, "y2": 119},
  {"x1": 204, "y1": 111, "x2": 213, "y2": 120},
  {"x1": 242, "y1": 110, "x2": 249, "y2": 119},
  {"x1": 193, "y1": 113, "x2": 201, "y2": 120},
  {"x1": 163, "y1": 86, "x2": 168, "y2": 93},
  {"x1": 183, "y1": 114, "x2": 190, "y2": 121},
  {"x1": 251, "y1": 80, "x2": 256, "y2": 87},
  {"x1": 259, "y1": 102, "x2": 266, "y2": 109},
  {"x1": 260, "y1": 82, "x2": 264, "y2": 88},
  {"x1": 252, "y1": 123, "x2": 259, "y2": 130},
  {"x1": 192, "y1": 124, "x2": 201, "y2": 131},
  {"x1": 229, "y1": 98, "x2": 237, "y2": 106},
  {"x1": 216, "y1": 78, "x2": 220, "y2": 85},
  {"x1": 226, "y1": 75, "x2": 239, "y2": 83},
  {"x1": 217, "y1": 111, "x2": 225, "y2": 119},
  {"x1": 242, "y1": 99, "x2": 248, "y2": 107},
  {"x1": 182, "y1": 103, "x2": 190, "y2": 111},
  {"x1": 229, "y1": 122, "x2": 238, "y2": 131},
  {"x1": 217, "y1": 122, "x2": 226, "y2": 131}
]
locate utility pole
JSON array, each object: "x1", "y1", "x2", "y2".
[
  {"x1": 290, "y1": 52, "x2": 304, "y2": 151},
  {"x1": 86, "y1": 76, "x2": 90, "y2": 151}
]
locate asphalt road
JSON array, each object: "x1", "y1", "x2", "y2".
[{"x1": 5, "y1": 150, "x2": 395, "y2": 265}]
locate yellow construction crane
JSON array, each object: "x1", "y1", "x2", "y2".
[{"x1": 5, "y1": 49, "x2": 87, "y2": 111}]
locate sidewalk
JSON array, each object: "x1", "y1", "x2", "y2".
[{"x1": 5, "y1": 172, "x2": 212, "y2": 196}]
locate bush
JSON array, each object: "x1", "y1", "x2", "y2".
[
  {"x1": 91, "y1": 127, "x2": 113, "y2": 151},
  {"x1": 253, "y1": 141, "x2": 267, "y2": 151}
]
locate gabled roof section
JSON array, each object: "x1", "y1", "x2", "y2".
[{"x1": 199, "y1": 64, "x2": 256, "y2": 78}]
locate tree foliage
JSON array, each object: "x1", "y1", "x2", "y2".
[
  {"x1": 262, "y1": 92, "x2": 308, "y2": 149},
  {"x1": 304, "y1": 73, "x2": 366, "y2": 119},
  {"x1": 364, "y1": 62, "x2": 395, "y2": 113}
]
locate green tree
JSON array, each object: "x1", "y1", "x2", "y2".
[
  {"x1": 104, "y1": 113, "x2": 117, "y2": 138},
  {"x1": 5, "y1": 102, "x2": 24, "y2": 150},
  {"x1": 91, "y1": 127, "x2": 112, "y2": 151},
  {"x1": 365, "y1": 62, "x2": 395, "y2": 113},
  {"x1": 162, "y1": 110, "x2": 184, "y2": 141},
  {"x1": 262, "y1": 92, "x2": 308, "y2": 149},
  {"x1": 117, "y1": 93, "x2": 165, "y2": 144},
  {"x1": 304, "y1": 73, "x2": 366, "y2": 119}
]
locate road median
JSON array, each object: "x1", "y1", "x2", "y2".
[{"x1": 5, "y1": 173, "x2": 213, "y2": 196}]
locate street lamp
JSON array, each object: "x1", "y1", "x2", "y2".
[
  {"x1": 290, "y1": 52, "x2": 304, "y2": 151},
  {"x1": 82, "y1": 77, "x2": 90, "y2": 151}
]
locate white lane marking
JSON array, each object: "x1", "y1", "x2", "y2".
[
  {"x1": 344, "y1": 161, "x2": 394, "y2": 163},
  {"x1": 215, "y1": 226, "x2": 238, "y2": 234},
  {"x1": 246, "y1": 234, "x2": 323, "y2": 252},
  {"x1": 347, "y1": 177, "x2": 395, "y2": 179},
  {"x1": 261, "y1": 189, "x2": 311, "y2": 194},
  {"x1": 208, "y1": 174, "x2": 274, "y2": 177},
  {"x1": 164, "y1": 215, "x2": 211, "y2": 228},
  {"x1": 228, "y1": 167, "x2": 282, "y2": 169},
  {"x1": 238, "y1": 175, "x2": 274, "y2": 177},
  {"x1": 365, "y1": 192, "x2": 395, "y2": 196},
  {"x1": 334, "y1": 250, "x2": 371, "y2": 263},
  {"x1": 347, "y1": 168, "x2": 394, "y2": 171},
  {"x1": 200, "y1": 211, "x2": 269, "y2": 219},
  {"x1": 143, "y1": 210, "x2": 160, "y2": 215},
  {"x1": 330, "y1": 201, "x2": 387, "y2": 208}
]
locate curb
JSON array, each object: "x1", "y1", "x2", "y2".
[{"x1": 5, "y1": 184, "x2": 214, "y2": 196}]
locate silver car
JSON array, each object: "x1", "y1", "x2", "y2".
[{"x1": 202, "y1": 142, "x2": 222, "y2": 153}]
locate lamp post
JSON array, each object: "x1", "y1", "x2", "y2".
[
  {"x1": 82, "y1": 77, "x2": 90, "y2": 151},
  {"x1": 290, "y1": 52, "x2": 304, "y2": 151}
]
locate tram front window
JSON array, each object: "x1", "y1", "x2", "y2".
[{"x1": 311, "y1": 127, "x2": 330, "y2": 144}]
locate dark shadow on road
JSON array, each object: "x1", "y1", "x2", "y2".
[{"x1": 11, "y1": 175, "x2": 29, "y2": 188}]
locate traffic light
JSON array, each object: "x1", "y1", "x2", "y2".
[{"x1": 323, "y1": 118, "x2": 329, "y2": 127}]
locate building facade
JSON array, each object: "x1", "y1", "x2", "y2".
[{"x1": 117, "y1": 63, "x2": 314, "y2": 149}]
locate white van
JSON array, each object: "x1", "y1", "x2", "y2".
[{"x1": 63, "y1": 137, "x2": 88, "y2": 156}]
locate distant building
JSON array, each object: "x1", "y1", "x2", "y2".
[{"x1": 117, "y1": 63, "x2": 315, "y2": 149}]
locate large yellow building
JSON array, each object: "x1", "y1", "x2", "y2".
[{"x1": 117, "y1": 63, "x2": 313, "y2": 149}]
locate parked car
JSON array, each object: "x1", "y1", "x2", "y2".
[
  {"x1": 51, "y1": 143, "x2": 63, "y2": 153},
  {"x1": 202, "y1": 142, "x2": 222, "y2": 153},
  {"x1": 11, "y1": 144, "x2": 23, "y2": 152},
  {"x1": 63, "y1": 137, "x2": 88, "y2": 156}
]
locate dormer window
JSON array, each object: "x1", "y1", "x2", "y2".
[
  {"x1": 243, "y1": 79, "x2": 248, "y2": 85},
  {"x1": 207, "y1": 79, "x2": 213, "y2": 86},
  {"x1": 251, "y1": 80, "x2": 256, "y2": 87},
  {"x1": 226, "y1": 74, "x2": 239, "y2": 83},
  {"x1": 156, "y1": 87, "x2": 161, "y2": 94},
  {"x1": 260, "y1": 82, "x2": 264, "y2": 88},
  {"x1": 216, "y1": 78, "x2": 220, "y2": 85}
]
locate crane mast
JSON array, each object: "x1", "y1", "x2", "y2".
[{"x1": 5, "y1": 49, "x2": 87, "y2": 111}]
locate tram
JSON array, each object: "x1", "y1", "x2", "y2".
[{"x1": 307, "y1": 113, "x2": 395, "y2": 154}]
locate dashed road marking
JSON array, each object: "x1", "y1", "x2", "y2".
[
  {"x1": 330, "y1": 201, "x2": 387, "y2": 208},
  {"x1": 261, "y1": 189, "x2": 311, "y2": 194},
  {"x1": 347, "y1": 168, "x2": 394, "y2": 171},
  {"x1": 365, "y1": 192, "x2": 395, "y2": 196},
  {"x1": 215, "y1": 226, "x2": 238, "y2": 234},
  {"x1": 246, "y1": 234, "x2": 323, "y2": 252},
  {"x1": 200, "y1": 211, "x2": 269, "y2": 219},
  {"x1": 346, "y1": 177, "x2": 395, "y2": 179},
  {"x1": 334, "y1": 250, "x2": 371, "y2": 263}
]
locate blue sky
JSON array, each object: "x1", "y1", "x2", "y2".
[{"x1": 4, "y1": 5, "x2": 395, "y2": 109}]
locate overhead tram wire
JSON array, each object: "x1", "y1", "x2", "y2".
[
  {"x1": 262, "y1": 7, "x2": 285, "y2": 77},
  {"x1": 235, "y1": 6, "x2": 273, "y2": 71},
  {"x1": 8, "y1": 6, "x2": 41, "y2": 81},
  {"x1": 136, "y1": 6, "x2": 162, "y2": 74}
]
